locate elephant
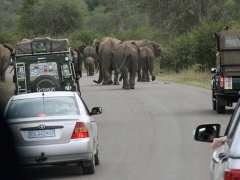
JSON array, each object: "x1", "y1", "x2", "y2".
[
  {"x1": 93, "y1": 37, "x2": 122, "y2": 85},
  {"x1": 0, "y1": 44, "x2": 13, "y2": 83},
  {"x1": 75, "y1": 45, "x2": 87, "y2": 77},
  {"x1": 83, "y1": 46, "x2": 98, "y2": 75},
  {"x1": 138, "y1": 46, "x2": 156, "y2": 82},
  {"x1": 114, "y1": 41, "x2": 139, "y2": 90},
  {"x1": 85, "y1": 57, "x2": 95, "y2": 76},
  {"x1": 133, "y1": 40, "x2": 163, "y2": 82}
]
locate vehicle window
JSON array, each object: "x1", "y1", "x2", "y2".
[
  {"x1": 77, "y1": 94, "x2": 91, "y2": 115},
  {"x1": 225, "y1": 106, "x2": 240, "y2": 146},
  {"x1": 6, "y1": 96, "x2": 79, "y2": 119},
  {"x1": 225, "y1": 36, "x2": 240, "y2": 47},
  {"x1": 17, "y1": 67, "x2": 25, "y2": 82},
  {"x1": 30, "y1": 62, "x2": 58, "y2": 81},
  {"x1": 62, "y1": 64, "x2": 71, "y2": 78}
]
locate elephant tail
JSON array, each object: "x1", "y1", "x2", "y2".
[
  {"x1": 116, "y1": 53, "x2": 128, "y2": 73},
  {"x1": 93, "y1": 61, "x2": 103, "y2": 84}
]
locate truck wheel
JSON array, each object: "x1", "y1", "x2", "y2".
[
  {"x1": 212, "y1": 91, "x2": 216, "y2": 110},
  {"x1": 31, "y1": 75, "x2": 61, "y2": 92},
  {"x1": 216, "y1": 97, "x2": 226, "y2": 114}
]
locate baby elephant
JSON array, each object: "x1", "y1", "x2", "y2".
[{"x1": 85, "y1": 57, "x2": 95, "y2": 76}]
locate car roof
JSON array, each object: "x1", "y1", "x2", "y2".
[{"x1": 11, "y1": 91, "x2": 77, "y2": 100}]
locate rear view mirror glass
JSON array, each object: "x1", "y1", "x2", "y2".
[{"x1": 194, "y1": 124, "x2": 221, "y2": 142}]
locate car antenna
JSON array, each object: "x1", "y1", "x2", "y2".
[{"x1": 42, "y1": 92, "x2": 45, "y2": 113}]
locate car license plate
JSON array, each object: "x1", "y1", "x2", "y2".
[{"x1": 29, "y1": 129, "x2": 55, "y2": 138}]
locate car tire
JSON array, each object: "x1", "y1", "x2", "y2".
[
  {"x1": 212, "y1": 91, "x2": 216, "y2": 110},
  {"x1": 31, "y1": 75, "x2": 61, "y2": 92},
  {"x1": 216, "y1": 97, "x2": 225, "y2": 114},
  {"x1": 82, "y1": 155, "x2": 95, "y2": 174},
  {"x1": 94, "y1": 146, "x2": 100, "y2": 165}
]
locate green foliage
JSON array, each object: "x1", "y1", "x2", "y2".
[
  {"x1": 85, "y1": 6, "x2": 117, "y2": 36},
  {"x1": 69, "y1": 30, "x2": 103, "y2": 49},
  {"x1": 162, "y1": 21, "x2": 230, "y2": 72},
  {"x1": 0, "y1": 31, "x2": 21, "y2": 47},
  {"x1": 33, "y1": 0, "x2": 84, "y2": 37},
  {"x1": 85, "y1": 0, "x2": 100, "y2": 11},
  {"x1": 17, "y1": 0, "x2": 38, "y2": 37},
  {"x1": 224, "y1": 0, "x2": 240, "y2": 23},
  {"x1": 115, "y1": 27, "x2": 154, "y2": 41}
]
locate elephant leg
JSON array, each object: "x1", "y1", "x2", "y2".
[
  {"x1": 146, "y1": 70, "x2": 150, "y2": 82},
  {"x1": 1, "y1": 68, "x2": 7, "y2": 83},
  {"x1": 137, "y1": 63, "x2": 141, "y2": 82},
  {"x1": 141, "y1": 69, "x2": 146, "y2": 82},
  {"x1": 122, "y1": 68, "x2": 130, "y2": 90},
  {"x1": 102, "y1": 65, "x2": 113, "y2": 85},
  {"x1": 114, "y1": 69, "x2": 119, "y2": 85}
]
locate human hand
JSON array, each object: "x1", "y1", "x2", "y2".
[{"x1": 212, "y1": 138, "x2": 223, "y2": 149}]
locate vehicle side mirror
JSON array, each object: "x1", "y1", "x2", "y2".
[
  {"x1": 91, "y1": 107, "x2": 103, "y2": 115},
  {"x1": 194, "y1": 124, "x2": 221, "y2": 142}
]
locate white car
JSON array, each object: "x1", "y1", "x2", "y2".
[
  {"x1": 194, "y1": 99, "x2": 240, "y2": 180},
  {"x1": 3, "y1": 91, "x2": 102, "y2": 174}
]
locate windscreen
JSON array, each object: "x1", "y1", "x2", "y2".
[
  {"x1": 225, "y1": 36, "x2": 240, "y2": 48},
  {"x1": 6, "y1": 96, "x2": 80, "y2": 119}
]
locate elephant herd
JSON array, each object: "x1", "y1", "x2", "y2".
[
  {"x1": 76, "y1": 37, "x2": 163, "y2": 90},
  {"x1": 0, "y1": 37, "x2": 163, "y2": 90}
]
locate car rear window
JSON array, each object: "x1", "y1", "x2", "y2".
[{"x1": 6, "y1": 96, "x2": 80, "y2": 119}]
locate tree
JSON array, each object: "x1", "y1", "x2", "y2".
[
  {"x1": 33, "y1": 0, "x2": 84, "y2": 37},
  {"x1": 0, "y1": 0, "x2": 22, "y2": 32},
  {"x1": 17, "y1": 0, "x2": 38, "y2": 37},
  {"x1": 85, "y1": 0, "x2": 100, "y2": 11},
  {"x1": 127, "y1": 0, "x2": 227, "y2": 41}
]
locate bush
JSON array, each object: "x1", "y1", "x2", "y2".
[{"x1": 161, "y1": 21, "x2": 234, "y2": 72}]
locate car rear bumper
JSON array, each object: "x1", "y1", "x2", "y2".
[{"x1": 16, "y1": 138, "x2": 93, "y2": 166}]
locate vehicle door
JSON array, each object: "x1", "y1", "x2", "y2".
[
  {"x1": 211, "y1": 103, "x2": 240, "y2": 180},
  {"x1": 77, "y1": 94, "x2": 98, "y2": 149}
]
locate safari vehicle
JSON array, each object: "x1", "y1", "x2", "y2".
[
  {"x1": 211, "y1": 27, "x2": 240, "y2": 113},
  {"x1": 12, "y1": 37, "x2": 80, "y2": 95}
]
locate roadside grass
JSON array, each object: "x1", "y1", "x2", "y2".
[
  {"x1": 0, "y1": 79, "x2": 15, "y2": 115},
  {"x1": 156, "y1": 69, "x2": 212, "y2": 90}
]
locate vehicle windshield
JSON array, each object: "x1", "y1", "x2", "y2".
[
  {"x1": 225, "y1": 36, "x2": 240, "y2": 48},
  {"x1": 6, "y1": 96, "x2": 79, "y2": 119}
]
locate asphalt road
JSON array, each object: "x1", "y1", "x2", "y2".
[{"x1": 9, "y1": 71, "x2": 234, "y2": 180}]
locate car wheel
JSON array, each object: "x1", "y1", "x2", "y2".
[
  {"x1": 212, "y1": 91, "x2": 216, "y2": 110},
  {"x1": 31, "y1": 75, "x2": 61, "y2": 92},
  {"x1": 94, "y1": 146, "x2": 100, "y2": 165},
  {"x1": 82, "y1": 155, "x2": 95, "y2": 174},
  {"x1": 216, "y1": 97, "x2": 225, "y2": 114}
]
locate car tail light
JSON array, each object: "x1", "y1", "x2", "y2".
[
  {"x1": 225, "y1": 169, "x2": 240, "y2": 180},
  {"x1": 219, "y1": 76, "x2": 224, "y2": 89},
  {"x1": 71, "y1": 122, "x2": 89, "y2": 139}
]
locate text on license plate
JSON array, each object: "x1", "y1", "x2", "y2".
[{"x1": 29, "y1": 129, "x2": 55, "y2": 138}]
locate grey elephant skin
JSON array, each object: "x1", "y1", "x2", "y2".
[
  {"x1": 93, "y1": 37, "x2": 122, "y2": 85},
  {"x1": 133, "y1": 40, "x2": 163, "y2": 82},
  {"x1": 83, "y1": 46, "x2": 98, "y2": 76},
  {"x1": 75, "y1": 45, "x2": 87, "y2": 77},
  {"x1": 0, "y1": 44, "x2": 12, "y2": 83},
  {"x1": 85, "y1": 57, "x2": 95, "y2": 76},
  {"x1": 114, "y1": 41, "x2": 139, "y2": 90},
  {"x1": 138, "y1": 46, "x2": 156, "y2": 82}
]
